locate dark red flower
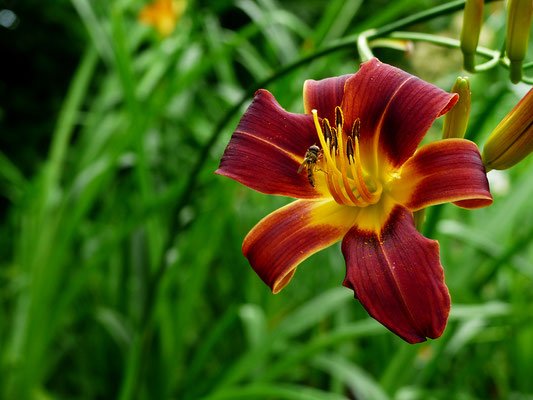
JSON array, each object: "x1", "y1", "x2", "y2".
[{"x1": 216, "y1": 59, "x2": 493, "y2": 343}]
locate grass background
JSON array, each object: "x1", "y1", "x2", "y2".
[{"x1": 1, "y1": 0, "x2": 533, "y2": 399}]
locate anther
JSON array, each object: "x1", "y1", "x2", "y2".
[
  {"x1": 322, "y1": 119, "x2": 332, "y2": 145},
  {"x1": 346, "y1": 137, "x2": 354, "y2": 162},
  {"x1": 335, "y1": 106, "x2": 344, "y2": 129},
  {"x1": 352, "y1": 118, "x2": 360, "y2": 139},
  {"x1": 331, "y1": 127, "x2": 338, "y2": 153}
]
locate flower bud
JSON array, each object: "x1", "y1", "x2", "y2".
[
  {"x1": 442, "y1": 77, "x2": 471, "y2": 139},
  {"x1": 482, "y1": 87, "x2": 533, "y2": 170},
  {"x1": 506, "y1": 0, "x2": 533, "y2": 83},
  {"x1": 460, "y1": 0, "x2": 484, "y2": 72}
]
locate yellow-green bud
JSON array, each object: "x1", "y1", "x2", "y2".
[
  {"x1": 461, "y1": 0, "x2": 484, "y2": 72},
  {"x1": 506, "y1": 0, "x2": 533, "y2": 83},
  {"x1": 482, "y1": 87, "x2": 533, "y2": 170},
  {"x1": 443, "y1": 77, "x2": 471, "y2": 139}
]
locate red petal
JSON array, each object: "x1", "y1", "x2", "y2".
[
  {"x1": 392, "y1": 139, "x2": 493, "y2": 210},
  {"x1": 341, "y1": 58, "x2": 458, "y2": 168},
  {"x1": 303, "y1": 74, "x2": 353, "y2": 124},
  {"x1": 243, "y1": 200, "x2": 357, "y2": 293},
  {"x1": 342, "y1": 205, "x2": 451, "y2": 343},
  {"x1": 216, "y1": 89, "x2": 326, "y2": 199},
  {"x1": 216, "y1": 131, "x2": 328, "y2": 198},
  {"x1": 234, "y1": 89, "x2": 318, "y2": 157}
]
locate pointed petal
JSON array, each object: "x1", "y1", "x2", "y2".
[
  {"x1": 392, "y1": 139, "x2": 493, "y2": 210},
  {"x1": 342, "y1": 205, "x2": 451, "y2": 344},
  {"x1": 243, "y1": 199, "x2": 357, "y2": 294},
  {"x1": 341, "y1": 58, "x2": 458, "y2": 168},
  {"x1": 216, "y1": 89, "x2": 327, "y2": 199},
  {"x1": 303, "y1": 74, "x2": 353, "y2": 124}
]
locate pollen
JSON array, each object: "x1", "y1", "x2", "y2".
[{"x1": 312, "y1": 109, "x2": 382, "y2": 207}]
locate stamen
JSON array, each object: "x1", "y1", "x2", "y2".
[
  {"x1": 323, "y1": 119, "x2": 337, "y2": 153},
  {"x1": 335, "y1": 106, "x2": 344, "y2": 129},
  {"x1": 336, "y1": 123, "x2": 366, "y2": 207},
  {"x1": 312, "y1": 110, "x2": 341, "y2": 174},
  {"x1": 311, "y1": 109, "x2": 383, "y2": 207},
  {"x1": 346, "y1": 137, "x2": 354, "y2": 161},
  {"x1": 321, "y1": 144, "x2": 346, "y2": 205},
  {"x1": 351, "y1": 118, "x2": 360, "y2": 139},
  {"x1": 330, "y1": 154, "x2": 356, "y2": 206},
  {"x1": 352, "y1": 134, "x2": 379, "y2": 204},
  {"x1": 322, "y1": 119, "x2": 332, "y2": 144},
  {"x1": 331, "y1": 126, "x2": 338, "y2": 154}
]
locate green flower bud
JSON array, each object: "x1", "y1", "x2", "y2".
[
  {"x1": 461, "y1": 0, "x2": 484, "y2": 72},
  {"x1": 506, "y1": 0, "x2": 533, "y2": 83},
  {"x1": 482, "y1": 87, "x2": 533, "y2": 170},
  {"x1": 443, "y1": 77, "x2": 471, "y2": 139}
]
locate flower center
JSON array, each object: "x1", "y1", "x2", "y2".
[{"x1": 312, "y1": 107, "x2": 383, "y2": 207}]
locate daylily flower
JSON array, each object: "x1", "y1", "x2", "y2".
[
  {"x1": 216, "y1": 59, "x2": 493, "y2": 343},
  {"x1": 138, "y1": 0, "x2": 186, "y2": 37}
]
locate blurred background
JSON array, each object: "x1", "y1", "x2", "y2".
[{"x1": 1, "y1": 0, "x2": 533, "y2": 399}]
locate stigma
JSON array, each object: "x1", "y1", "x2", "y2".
[{"x1": 311, "y1": 108, "x2": 382, "y2": 207}]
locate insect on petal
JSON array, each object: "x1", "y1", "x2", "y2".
[{"x1": 216, "y1": 89, "x2": 328, "y2": 199}]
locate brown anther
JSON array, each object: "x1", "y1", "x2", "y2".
[
  {"x1": 346, "y1": 137, "x2": 354, "y2": 162},
  {"x1": 330, "y1": 126, "x2": 338, "y2": 153},
  {"x1": 335, "y1": 106, "x2": 344, "y2": 130},
  {"x1": 352, "y1": 118, "x2": 360, "y2": 139},
  {"x1": 322, "y1": 119, "x2": 332, "y2": 144}
]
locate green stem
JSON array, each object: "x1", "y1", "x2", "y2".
[
  {"x1": 371, "y1": 0, "x2": 499, "y2": 38},
  {"x1": 358, "y1": 29, "x2": 376, "y2": 62},
  {"x1": 388, "y1": 31, "x2": 500, "y2": 60}
]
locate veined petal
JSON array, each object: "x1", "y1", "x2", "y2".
[
  {"x1": 391, "y1": 139, "x2": 493, "y2": 210},
  {"x1": 303, "y1": 74, "x2": 353, "y2": 123},
  {"x1": 342, "y1": 205, "x2": 450, "y2": 343},
  {"x1": 216, "y1": 131, "x2": 328, "y2": 198},
  {"x1": 379, "y1": 78, "x2": 457, "y2": 168},
  {"x1": 341, "y1": 59, "x2": 411, "y2": 158},
  {"x1": 216, "y1": 89, "x2": 327, "y2": 199},
  {"x1": 243, "y1": 199, "x2": 357, "y2": 294},
  {"x1": 341, "y1": 58, "x2": 458, "y2": 169},
  {"x1": 234, "y1": 89, "x2": 318, "y2": 157}
]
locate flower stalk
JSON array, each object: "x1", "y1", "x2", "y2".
[
  {"x1": 460, "y1": 0, "x2": 484, "y2": 72},
  {"x1": 506, "y1": 0, "x2": 533, "y2": 83}
]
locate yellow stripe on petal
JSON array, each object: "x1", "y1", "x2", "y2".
[
  {"x1": 242, "y1": 199, "x2": 358, "y2": 293},
  {"x1": 391, "y1": 139, "x2": 492, "y2": 211}
]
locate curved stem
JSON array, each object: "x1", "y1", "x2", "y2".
[
  {"x1": 523, "y1": 61, "x2": 533, "y2": 70},
  {"x1": 387, "y1": 31, "x2": 533, "y2": 81},
  {"x1": 388, "y1": 31, "x2": 500, "y2": 60},
  {"x1": 358, "y1": 30, "x2": 376, "y2": 62},
  {"x1": 371, "y1": 0, "x2": 500, "y2": 38}
]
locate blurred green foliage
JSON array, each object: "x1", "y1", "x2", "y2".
[{"x1": 1, "y1": 0, "x2": 533, "y2": 399}]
